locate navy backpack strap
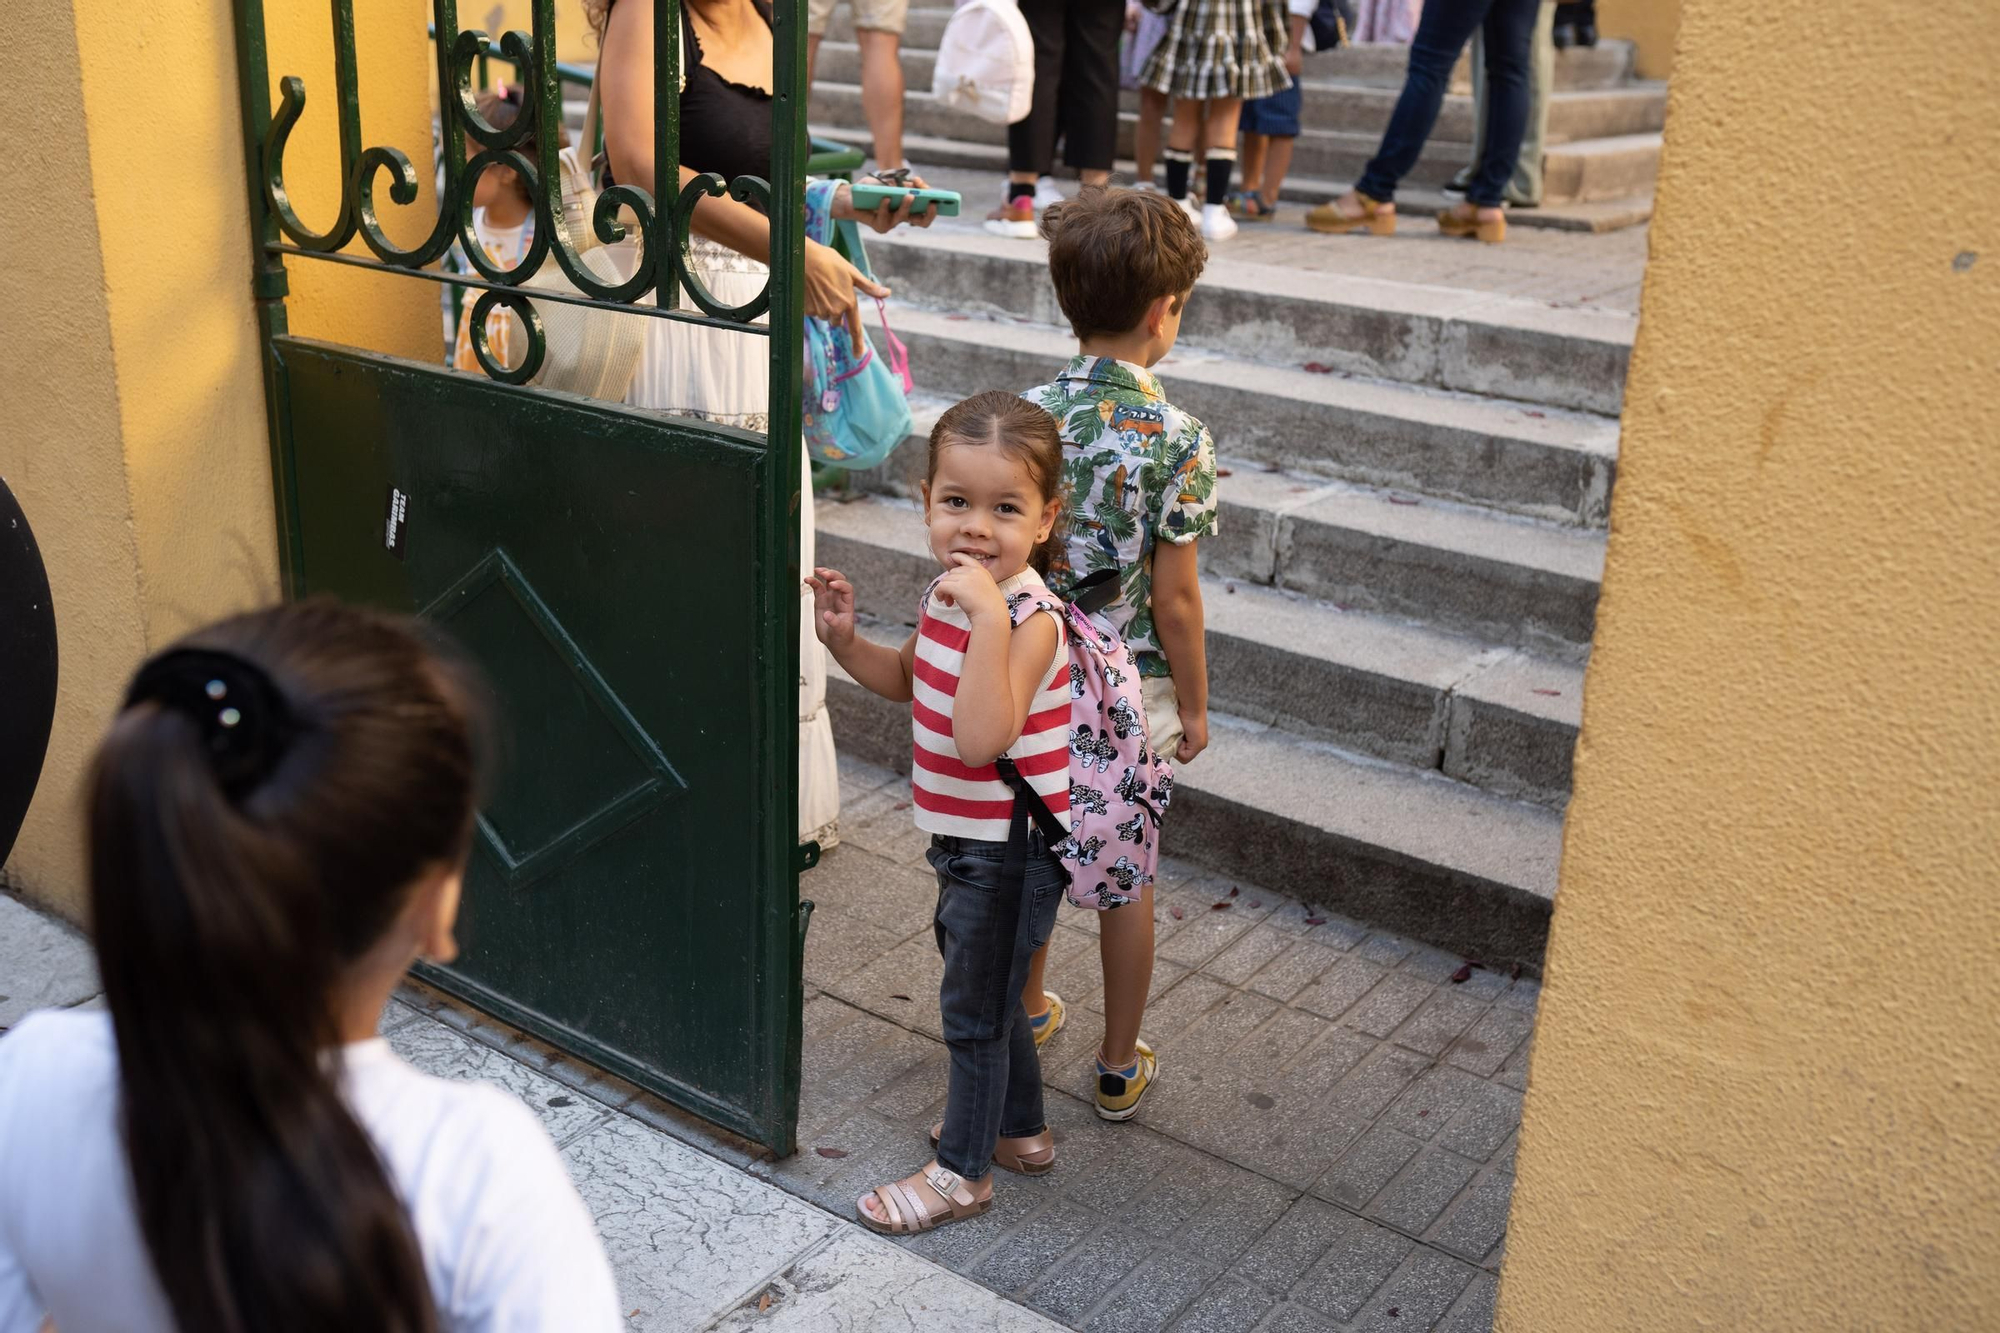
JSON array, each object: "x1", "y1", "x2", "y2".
[{"x1": 992, "y1": 757, "x2": 1069, "y2": 958}]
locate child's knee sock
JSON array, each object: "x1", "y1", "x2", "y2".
[
  {"x1": 1205, "y1": 148, "x2": 1237, "y2": 208},
  {"x1": 1164, "y1": 147, "x2": 1194, "y2": 201}
]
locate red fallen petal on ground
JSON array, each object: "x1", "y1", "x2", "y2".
[
  {"x1": 1451, "y1": 964, "x2": 1474, "y2": 983},
  {"x1": 815, "y1": 1147, "x2": 848, "y2": 1158},
  {"x1": 1511, "y1": 962, "x2": 1524, "y2": 979},
  {"x1": 1248, "y1": 900, "x2": 1262, "y2": 908},
  {"x1": 1229, "y1": 886, "x2": 1240, "y2": 898},
  {"x1": 1211, "y1": 901, "x2": 1233, "y2": 911},
  {"x1": 1387, "y1": 496, "x2": 1419, "y2": 505},
  {"x1": 1302, "y1": 362, "x2": 1336, "y2": 374},
  {"x1": 1216, "y1": 467, "x2": 1233, "y2": 477},
  {"x1": 1169, "y1": 904, "x2": 1185, "y2": 920},
  {"x1": 889, "y1": 993, "x2": 911, "y2": 1001},
  {"x1": 1532, "y1": 688, "x2": 1563, "y2": 697},
  {"x1": 1304, "y1": 916, "x2": 1327, "y2": 926},
  {"x1": 1524, "y1": 409, "x2": 1546, "y2": 418}
]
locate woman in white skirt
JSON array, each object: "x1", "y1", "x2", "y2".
[{"x1": 590, "y1": 0, "x2": 931, "y2": 847}]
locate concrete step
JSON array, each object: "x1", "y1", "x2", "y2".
[
  {"x1": 821, "y1": 10, "x2": 1633, "y2": 91},
  {"x1": 814, "y1": 488, "x2": 1583, "y2": 805},
  {"x1": 869, "y1": 224, "x2": 1632, "y2": 418},
  {"x1": 823, "y1": 622, "x2": 1563, "y2": 970},
  {"x1": 813, "y1": 42, "x2": 1664, "y2": 144},
  {"x1": 810, "y1": 83, "x2": 1661, "y2": 200},
  {"x1": 868, "y1": 306, "x2": 1620, "y2": 531},
  {"x1": 850, "y1": 128, "x2": 1653, "y2": 233}
]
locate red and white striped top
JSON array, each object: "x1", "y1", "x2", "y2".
[{"x1": 911, "y1": 568, "x2": 1074, "y2": 842}]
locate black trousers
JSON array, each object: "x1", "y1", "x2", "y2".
[{"x1": 1008, "y1": 0, "x2": 1124, "y2": 177}]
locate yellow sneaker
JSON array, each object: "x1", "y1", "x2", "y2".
[
  {"x1": 1029, "y1": 991, "x2": 1066, "y2": 1049},
  {"x1": 1095, "y1": 1039, "x2": 1158, "y2": 1122}
]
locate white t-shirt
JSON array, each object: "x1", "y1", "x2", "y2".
[{"x1": 0, "y1": 1009, "x2": 622, "y2": 1333}]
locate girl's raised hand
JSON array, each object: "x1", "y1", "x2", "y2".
[
  {"x1": 934, "y1": 554, "x2": 1008, "y2": 625},
  {"x1": 805, "y1": 567, "x2": 858, "y2": 649}
]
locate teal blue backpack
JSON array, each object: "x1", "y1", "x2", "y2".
[{"x1": 803, "y1": 179, "x2": 915, "y2": 470}]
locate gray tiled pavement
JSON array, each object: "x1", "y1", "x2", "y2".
[{"x1": 753, "y1": 757, "x2": 1538, "y2": 1332}]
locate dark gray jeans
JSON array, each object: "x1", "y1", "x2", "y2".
[{"x1": 927, "y1": 831, "x2": 1066, "y2": 1181}]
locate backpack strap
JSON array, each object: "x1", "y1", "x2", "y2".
[{"x1": 993, "y1": 755, "x2": 1071, "y2": 943}]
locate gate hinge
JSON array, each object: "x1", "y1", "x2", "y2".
[
  {"x1": 794, "y1": 898, "x2": 815, "y2": 952},
  {"x1": 795, "y1": 839, "x2": 821, "y2": 873},
  {"x1": 253, "y1": 268, "x2": 290, "y2": 301}
]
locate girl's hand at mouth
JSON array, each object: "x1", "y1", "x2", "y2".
[{"x1": 934, "y1": 553, "x2": 1008, "y2": 625}]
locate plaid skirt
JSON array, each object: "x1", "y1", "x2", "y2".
[{"x1": 1140, "y1": 0, "x2": 1293, "y2": 101}]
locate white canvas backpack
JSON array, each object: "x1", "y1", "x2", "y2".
[{"x1": 932, "y1": 0, "x2": 1035, "y2": 126}]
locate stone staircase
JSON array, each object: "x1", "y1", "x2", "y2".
[
  {"x1": 814, "y1": 216, "x2": 1634, "y2": 975},
  {"x1": 813, "y1": 3, "x2": 1666, "y2": 227}
]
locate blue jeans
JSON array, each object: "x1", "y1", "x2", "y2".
[
  {"x1": 1356, "y1": 0, "x2": 1541, "y2": 208},
  {"x1": 927, "y1": 831, "x2": 1065, "y2": 1181}
]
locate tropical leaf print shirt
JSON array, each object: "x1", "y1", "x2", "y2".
[{"x1": 1024, "y1": 356, "x2": 1220, "y2": 679}]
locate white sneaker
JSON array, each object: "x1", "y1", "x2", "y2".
[
  {"x1": 1175, "y1": 195, "x2": 1200, "y2": 225},
  {"x1": 1034, "y1": 176, "x2": 1064, "y2": 209},
  {"x1": 1201, "y1": 202, "x2": 1240, "y2": 241}
]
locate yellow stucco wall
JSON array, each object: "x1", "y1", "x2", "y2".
[
  {"x1": 1596, "y1": 0, "x2": 1680, "y2": 79},
  {"x1": 2, "y1": 0, "x2": 438, "y2": 919},
  {"x1": 1496, "y1": 0, "x2": 2000, "y2": 1327}
]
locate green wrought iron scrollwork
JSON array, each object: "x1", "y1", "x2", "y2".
[{"x1": 255, "y1": 0, "x2": 842, "y2": 383}]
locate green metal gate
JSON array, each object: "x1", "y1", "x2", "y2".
[{"x1": 231, "y1": 0, "x2": 824, "y2": 1151}]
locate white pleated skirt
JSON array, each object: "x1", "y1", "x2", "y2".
[{"x1": 624, "y1": 238, "x2": 841, "y2": 845}]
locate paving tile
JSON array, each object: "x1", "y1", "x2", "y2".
[
  {"x1": 1351, "y1": 1249, "x2": 1482, "y2": 1332},
  {"x1": 1495, "y1": 1036, "x2": 1533, "y2": 1092},
  {"x1": 1436, "y1": 1271, "x2": 1500, "y2": 1333},
  {"x1": 713, "y1": 1228, "x2": 1068, "y2": 1331},
  {"x1": 1398, "y1": 944, "x2": 1467, "y2": 985},
  {"x1": 1234, "y1": 1195, "x2": 1356, "y2": 1294},
  {"x1": 1293, "y1": 956, "x2": 1389, "y2": 1022},
  {"x1": 1204, "y1": 924, "x2": 1299, "y2": 987},
  {"x1": 1496, "y1": 975, "x2": 1542, "y2": 1014},
  {"x1": 798, "y1": 1022, "x2": 937, "y2": 1139},
  {"x1": 1245, "y1": 940, "x2": 1343, "y2": 1003},
  {"x1": 1157, "y1": 898, "x2": 1264, "y2": 969},
  {"x1": 386, "y1": 1017, "x2": 611, "y2": 1146},
  {"x1": 1345, "y1": 972, "x2": 1437, "y2": 1039},
  {"x1": 377, "y1": 998, "x2": 420, "y2": 1034},
  {"x1": 866, "y1": 1053, "x2": 951, "y2": 1125},
  {"x1": 1122, "y1": 1155, "x2": 1298, "y2": 1262},
  {"x1": 1440, "y1": 964, "x2": 1512, "y2": 1004},
  {"x1": 1233, "y1": 1004, "x2": 1334, "y2": 1074},
  {"x1": 845, "y1": 807, "x2": 935, "y2": 865},
  {"x1": 1491, "y1": 1131, "x2": 1518, "y2": 1172},
  {"x1": 1353, "y1": 932, "x2": 1415, "y2": 968},
  {"x1": 1331, "y1": 1044, "x2": 1434, "y2": 1122},
  {"x1": 824, "y1": 933, "x2": 947, "y2": 1040},
  {"x1": 1083, "y1": 1245, "x2": 1219, "y2": 1333},
  {"x1": 1026, "y1": 1229, "x2": 1158, "y2": 1326},
  {"x1": 0, "y1": 894, "x2": 98, "y2": 1028},
  {"x1": 1253, "y1": 1302, "x2": 1345, "y2": 1332},
  {"x1": 564, "y1": 1115, "x2": 835, "y2": 1332},
  {"x1": 1289, "y1": 1212, "x2": 1414, "y2": 1322},
  {"x1": 1337, "y1": 1061, "x2": 1479, "y2": 1155},
  {"x1": 973, "y1": 1197, "x2": 1110, "y2": 1296},
  {"x1": 805, "y1": 901, "x2": 913, "y2": 991},
  {"x1": 1445, "y1": 1004, "x2": 1537, "y2": 1078},
  {"x1": 837, "y1": 751, "x2": 902, "y2": 794},
  {"x1": 800, "y1": 843, "x2": 940, "y2": 936},
  {"x1": 898, "y1": 1166, "x2": 1066, "y2": 1270},
  {"x1": 1391, "y1": 989, "x2": 1491, "y2": 1057},
  {"x1": 1434, "y1": 1081, "x2": 1523, "y2": 1162},
  {"x1": 1167, "y1": 992, "x2": 1282, "y2": 1069},
  {"x1": 1432, "y1": 1169, "x2": 1515, "y2": 1265},
  {"x1": 1058, "y1": 1116, "x2": 1208, "y2": 1215},
  {"x1": 1319, "y1": 1125, "x2": 1424, "y2": 1211},
  {"x1": 1369, "y1": 1148, "x2": 1481, "y2": 1235},
  {"x1": 1168, "y1": 1276, "x2": 1279, "y2": 1332}
]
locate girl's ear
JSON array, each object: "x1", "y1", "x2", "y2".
[
  {"x1": 920, "y1": 480, "x2": 933, "y2": 526},
  {"x1": 1038, "y1": 494, "x2": 1063, "y2": 543}
]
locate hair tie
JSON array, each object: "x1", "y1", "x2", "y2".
[{"x1": 124, "y1": 648, "x2": 299, "y2": 801}]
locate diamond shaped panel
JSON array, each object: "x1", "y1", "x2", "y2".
[{"x1": 426, "y1": 549, "x2": 685, "y2": 886}]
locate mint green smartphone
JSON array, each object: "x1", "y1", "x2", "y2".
[{"x1": 848, "y1": 184, "x2": 962, "y2": 218}]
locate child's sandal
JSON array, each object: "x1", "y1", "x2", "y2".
[
  {"x1": 929, "y1": 1122, "x2": 1057, "y2": 1175},
  {"x1": 856, "y1": 1163, "x2": 993, "y2": 1235}
]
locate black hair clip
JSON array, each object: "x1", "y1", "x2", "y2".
[{"x1": 124, "y1": 648, "x2": 300, "y2": 801}]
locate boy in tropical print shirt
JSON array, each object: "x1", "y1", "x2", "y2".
[{"x1": 1016, "y1": 186, "x2": 1217, "y2": 1124}]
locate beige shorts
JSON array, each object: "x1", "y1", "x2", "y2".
[
  {"x1": 807, "y1": 0, "x2": 909, "y2": 36},
  {"x1": 1141, "y1": 675, "x2": 1186, "y2": 764}
]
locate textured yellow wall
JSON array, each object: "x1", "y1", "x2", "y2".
[
  {"x1": 1596, "y1": 0, "x2": 1680, "y2": 79},
  {"x1": 3, "y1": 0, "x2": 438, "y2": 919},
  {"x1": 1497, "y1": 0, "x2": 2000, "y2": 1328}
]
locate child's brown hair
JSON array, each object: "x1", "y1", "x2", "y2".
[
  {"x1": 1040, "y1": 188, "x2": 1208, "y2": 343},
  {"x1": 927, "y1": 390, "x2": 1067, "y2": 576},
  {"x1": 467, "y1": 86, "x2": 566, "y2": 207}
]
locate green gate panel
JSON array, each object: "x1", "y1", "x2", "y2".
[{"x1": 274, "y1": 336, "x2": 802, "y2": 1149}]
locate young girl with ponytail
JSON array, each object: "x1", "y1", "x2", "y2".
[{"x1": 0, "y1": 599, "x2": 620, "y2": 1332}]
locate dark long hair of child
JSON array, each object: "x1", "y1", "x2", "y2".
[{"x1": 88, "y1": 597, "x2": 486, "y2": 1333}]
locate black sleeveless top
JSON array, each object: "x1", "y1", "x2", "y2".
[{"x1": 679, "y1": 1, "x2": 774, "y2": 188}]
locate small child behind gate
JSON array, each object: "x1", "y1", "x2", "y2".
[{"x1": 807, "y1": 391, "x2": 1074, "y2": 1235}]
